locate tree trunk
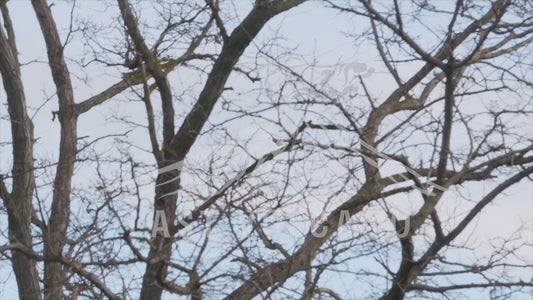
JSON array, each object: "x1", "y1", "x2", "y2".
[
  {"x1": 32, "y1": 0, "x2": 79, "y2": 298},
  {"x1": 0, "y1": 13, "x2": 41, "y2": 299},
  {"x1": 138, "y1": 1, "x2": 305, "y2": 298}
]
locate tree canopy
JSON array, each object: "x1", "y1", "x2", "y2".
[{"x1": 0, "y1": 0, "x2": 532, "y2": 299}]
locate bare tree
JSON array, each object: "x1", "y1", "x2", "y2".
[
  {"x1": 0, "y1": 1, "x2": 40, "y2": 298},
  {"x1": 0, "y1": 0, "x2": 532, "y2": 299}
]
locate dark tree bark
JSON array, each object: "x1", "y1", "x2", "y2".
[
  {"x1": 31, "y1": 0, "x2": 78, "y2": 298},
  {"x1": 0, "y1": 3, "x2": 41, "y2": 299},
  {"x1": 114, "y1": 1, "x2": 306, "y2": 299}
]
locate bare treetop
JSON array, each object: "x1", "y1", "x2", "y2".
[{"x1": 0, "y1": 0, "x2": 531, "y2": 299}]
